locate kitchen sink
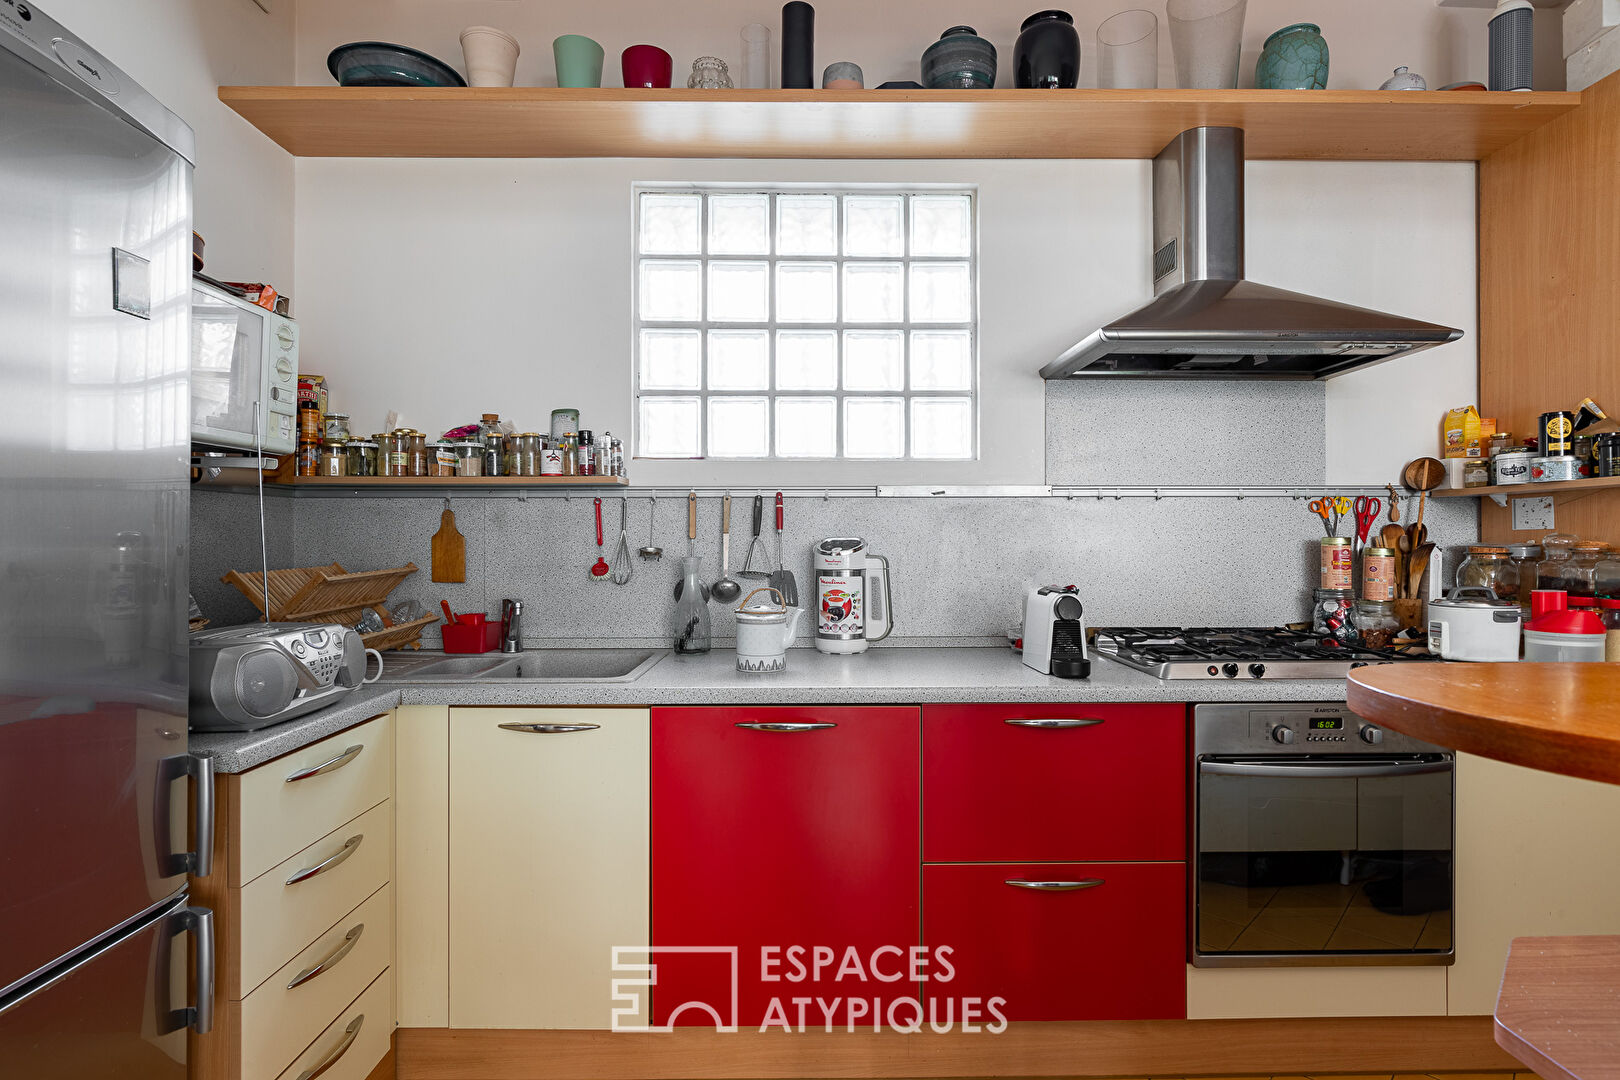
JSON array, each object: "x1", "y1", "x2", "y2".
[{"x1": 379, "y1": 649, "x2": 665, "y2": 683}]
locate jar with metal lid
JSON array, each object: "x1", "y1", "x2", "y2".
[
  {"x1": 426, "y1": 440, "x2": 457, "y2": 477},
  {"x1": 345, "y1": 439, "x2": 378, "y2": 477},
  {"x1": 1535, "y1": 534, "x2": 1581, "y2": 593},
  {"x1": 540, "y1": 436, "x2": 564, "y2": 476},
  {"x1": 482, "y1": 433, "x2": 505, "y2": 478},
  {"x1": 1463, "y1": 459, "x2": 1492, "y2": 488},
  {"x1": 1319, "y1": 538, "x2": 1353, "y2": 591},
  {"x1": 322, "y1": 413, "x2": 351, "y2": 443},
  {"x1": 1507, "y1": 542, "x2": 1543, "y2": 617},
  {"x1": 317, "y1": 440, "x2": 348, "y2": 477},
  {"x1": 1569, "y1": 541, "x2": 1610, "y2": 607},
  {"x1": 1353, "y1": 600, "x2": 1399, "y2": 651},
  {"x1": 379, "y1": 431, "x2": 411, "y2": 476},
  {"x1": 453, "y1": 438, "x2": 485, "y2": 477},
  {"x1": 1487, "y1": 432, "x2": 1514, "y2": 458},
  {"x1": 508, "y1": 433, "x2": 543, "y2": 476},
  {"x1": 1360, "y1": 547, "x2": 1398, "y2": 602},
  {"x1": 404, "y1": 430, "x2": 429, "y2": 476},
  {"x1": 560, "y1": 432, "x2": 579, "y2": 476},
  {"x1": 1455, "y1": 545, "x2": 1515, "y2": 602}
]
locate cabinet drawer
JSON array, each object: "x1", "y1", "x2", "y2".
[
  {"x1": 273, "y1": 967, "x2": 394, "y2": 1080},
  {"x1": 237, "y1": 714, "x2": 393, "y2": 886},
  {"x1": 241, "y1": 884, "x2": 393, "y2": 1080},
  {"x1": 923, "y1": 863, "x2": 1185, "y2": 1022},
  {"x1": 239, "y1": 800, "x2": 392, "y2": 998},
  {"x1": 923, "y1": 703, "x2": 1185, "y2": 861}
]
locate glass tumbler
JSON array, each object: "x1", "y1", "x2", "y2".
[
  {"x1": 1167, "y1": 0, "x2": 1247, "y2": 89},
  {"x1": 1098, "y1": 9, "x2": 1159, "y2": 89}
]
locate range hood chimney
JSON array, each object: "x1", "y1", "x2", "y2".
[{"x1": 1040, "y1": 127, "x2": 1463, "y2": 381}]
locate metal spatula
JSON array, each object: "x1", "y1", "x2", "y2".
[
  {"x1": 738, "y1": 493, "x2": 771, "y2": 579},
  {"x1": 768, "y1": 491, "x2": 800, "y2": 606}
]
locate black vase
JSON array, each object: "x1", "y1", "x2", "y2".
[
  {"x1": 1014, "y1": 10, "x2": 1080, "y2": 88},
  {"x1": 782, "y1": 1, "x2": 815, "y2": 88}
]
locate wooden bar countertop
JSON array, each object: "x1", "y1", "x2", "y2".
[{"x1": 1346, "y1": 662, "x2": 1620, "y2": 787}]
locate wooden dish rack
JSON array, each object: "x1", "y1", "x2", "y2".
[{"x1": 221, "y1": 562, "x2": 436, "y2": 651}]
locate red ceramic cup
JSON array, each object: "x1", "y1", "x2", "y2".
[
  {"x1": 1530, "y1": 589, "x2": 1568, "y2": 620},
  {"x1": 622, "y1": 44, "x2": 673, "y2": 88}
]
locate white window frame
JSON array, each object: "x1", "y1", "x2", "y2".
[{"x1": 632, "y1": 183, "x2": 979, "y2": 462}]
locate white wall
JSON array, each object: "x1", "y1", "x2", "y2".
[
  {"x1": 50, "y1": 0, "x2": 296, "y2": 290},
  {"x1": 292, "y1": 0, "x2": 1561, "y2": 93}
]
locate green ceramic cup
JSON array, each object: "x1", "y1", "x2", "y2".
[{"x1": 553, "y1": 34, "x2": 605, "y2": 87}]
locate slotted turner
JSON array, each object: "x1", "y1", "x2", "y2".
[
  {"x1": 768, "y1": 491, "x2": 799, "y2": 606},
  {"x1": 738, "y1": 493, "x2": 771, "y2": 579}
]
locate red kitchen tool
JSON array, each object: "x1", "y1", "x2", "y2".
[
  {"x1": 590, "y1": 498, "x2": 612, "y2": 580},
  {"x1": 1353, "y1": 496, "x2": 1381, "y2": 546},
  {"x1": 441, "y1": 600, "x2": 456, "y2": 624}
]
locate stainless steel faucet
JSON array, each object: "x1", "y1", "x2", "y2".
[{"x1": 500, "y1": 599, "x2": 523, "y2": 653}]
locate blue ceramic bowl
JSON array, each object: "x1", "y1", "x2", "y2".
[{"x1": 327, "y1": 42, "x2": 466, "y2": 87}]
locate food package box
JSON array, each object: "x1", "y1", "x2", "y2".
[
  {"x1": 1568, "y1": 23, "x2": 1620, "y2": 91},
  {"x1": 1443, "y1": 405, "x2": 1482, "y2": 458},
  {"x1": 1565, "y1": 0, "x2": 1620, "y2": 58}
]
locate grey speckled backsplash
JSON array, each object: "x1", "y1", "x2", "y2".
[
  {"x1": 191, "y1": 490, "x2": 1479, "y2": 648},
  {"x1": 190, "y1": 380, "x2": 1475, "y2": 645}
]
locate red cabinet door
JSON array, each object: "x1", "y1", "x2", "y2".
[
  {"x1": 651, "y1": 706, "x2": 920, "y2": 1029},
  {"x1": 923, "y1": 863, "x2": 1186, "y2": 1022},
  {"x1": 923, "y1": 703, "x2": 1186, "y2": 862}
]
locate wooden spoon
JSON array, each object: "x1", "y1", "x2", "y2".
[
  {"x1": 1379, "y1": 523, "x2": 1406, "y2": 550},
  {"x1": 1408, "y1": 542, "x2": 1436, "y2": 601}
]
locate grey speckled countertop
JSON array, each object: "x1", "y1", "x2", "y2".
[{"x1": 191, "y1": 647, "x2": 1351, "y2": 772}]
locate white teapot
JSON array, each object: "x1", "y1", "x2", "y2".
[{"x1": 734, "y1": 588, "x2": 803, "y2": 673}]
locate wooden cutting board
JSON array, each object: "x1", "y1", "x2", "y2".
[{"x1": 431, "y1": 504, "x2": 466, "y2": 582}]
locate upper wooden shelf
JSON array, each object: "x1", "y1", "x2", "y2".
[
  {"x1": 1434, "y1": 475, "x2": 1620, "y2": 505},
  {"x1": 217, "y1": 86, "x2": 1582, "y2": 161}
]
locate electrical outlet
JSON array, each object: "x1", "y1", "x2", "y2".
[{"x1": 1511, "y1": 495, "x2": 1555, "y2": 532}]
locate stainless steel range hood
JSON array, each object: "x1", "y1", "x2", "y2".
[{"x1": 1040, "y1": 127, "x2": 1462, "y2": 381}]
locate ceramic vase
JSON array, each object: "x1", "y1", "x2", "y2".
[
  {"x1": 1013, "y1": 10, "x2": 1080, "y2": 89},
  {"x1": 922, "y1": 26, "x2": 996, "y2": 89},
  {"x1": 823, "y1": 61, "x2": 863, "y2": 88},
  {"x1": 1380, "y1": 65, "x2": 1427, "y2": 90},
  {"x1": 741, "y1": 23, "x2": 771, "y2": 88},
  {"x1": 621, "y1": 44, "x2": 673, "y2": 88},
  {"x1": 552, "y1": 34, "x2": 604, "y2": 88},
  {"x1": 782, "y1": 1, "x2": 815, "y2": 88},
  {"x1": 1254, "y1": 22, "x2": 1328, "y2": 90},
  {"x1": 460, "y1": 26, "x2": 519, "y2": 87}
]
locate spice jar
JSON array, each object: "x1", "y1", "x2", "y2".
[
  {"x1": 540, "y1": 436, "x2": 564, "y2": 476},
  {"x1": 345, "y1": 439, "x2": 378, "y2": 477},
  {"x1": 323, "y1": 412, "x2": 351, "y2": 443},
  {"x1": 1455, "y1": 546, "x2": 1515, "y2": 601},
  {"x1": 453, "y1": 438, "x2": 484, "y2": 477},
  {"x1": 1361, "y1": 547, "x2": 1398, "y2": 602},
  {"x1": 380, "y1": 431, "x2": 411, "y2": 477},
  {"x1": 1536, "y1": 534, "x2": 1580, "y2": 592},
  {"x1": 577, "y1": 429, "x2": 595, "y2": 476},
  {"x1": 404, "y1": 430, "x2": 429, "y2": 476},
  {"x1": 560, "y1": 432, "x2": 579, "y2": 476},
  {"x1": 1463, "y1": 459, "x2": 1492, "y2": 488},
  {"x1": 427, "y1": 440, "x2": 457, "y2": 477},
  {"x1": 1320, "y1": 538, "x2": 1353, "y2": 591},
  {"x1": 1569, "y1": 541, "x2": 1610, "y2": 608},
  {"x1": 1599, "y1": 598, "x2": 1620, "y2": 661},
  {"x1": 483, "y1": 433, "x2": 504, "y2": 478},
  {"x1": 1487, "y1": 432, "x2": 1514, "y2": 458},
  {"x1": 1507, "y1": 542, "x2": 1543, "y2": 617},
  {"x1": 1354, "y1": 600, "x2": 1400, "y2": 651},
  {"x1": 317, "y1": 440, "x2": 347, "y2": 477},
  {"x1": 509, "y1": 433, "x2": 542, "y2": 476}
]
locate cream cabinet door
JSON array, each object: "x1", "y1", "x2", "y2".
[{"x1": 448, "y1": 707, "x2": 650, "y2": 1029}]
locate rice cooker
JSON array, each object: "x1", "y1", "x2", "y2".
[{"x1": 1427, "y1": 587, "x2": 1522, "y2": 662}]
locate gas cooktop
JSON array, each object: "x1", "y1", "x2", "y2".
[{"x1": 1092, "y1": 626, "x2": 1436, "y2": 680}]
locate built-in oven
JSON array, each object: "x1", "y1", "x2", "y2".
[{"x1": 1191, "y1": 703, "x2": 1454, "y2": 967}]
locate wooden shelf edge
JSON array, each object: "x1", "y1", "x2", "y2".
[
  {"x1": 1433, "y1": 476, "x2": 1620, "y2": 499},
  {"x1": 217, "y1": 85, "x2": 1583, "y2": 162},
  {"x1": 277, "y1": 476, "x2": 630, "y2": 488}
]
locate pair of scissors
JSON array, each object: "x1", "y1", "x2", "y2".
[
  {"x1": 1354, "y1": 496, "x2": 1382, "y2": 545},
  {"x1": 1308, "y1": 498, "x2": 1337, "y2": 537}
]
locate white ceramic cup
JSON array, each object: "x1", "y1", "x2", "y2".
[{"x1": 460, "y1": 26, "x2": 520, "y2": 87}]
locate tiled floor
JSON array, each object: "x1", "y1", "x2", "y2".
[{"x1": 1198, "y1": 879, "x2": 1451, "y2": 954}]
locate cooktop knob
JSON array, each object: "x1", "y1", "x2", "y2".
[
  {"x1": 1248, "y1": 663, "x2": 1266, "y2": 679},
  {"x1": 1271, "y1": 726, "x2": 1295, "y2": 745},
  {"x1": 1221, "y1": 663, "x2": 1239, "y2": 678},
  {"x1": 1361, "y1": 726, "x2": 1384, "y2": 745}
]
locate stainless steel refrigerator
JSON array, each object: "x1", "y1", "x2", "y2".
[{"x1": 0, "y1": 5, "x2": 214, "y2": 1078}]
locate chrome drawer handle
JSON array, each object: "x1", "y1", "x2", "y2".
[
  {"x1": 1005, "y1": 879, "x2": 1106, "y2": 891},
  {"x1": 498, "y1": 722, "x2": 601, "y2": 734},
  {"x1": 1004, "y1": 718, "x2": 1104, "y2": 729},
  {"x1": 285, "y1": 744, "x2": 363, "y2": 783},
  {"x1": 735, "y1": 721, "x2": 837, "y2": 732},
  {"x1": 295, "y1": 1014, "x2": 364, "y2": 1080},
  {"x1": 286, "y1": 923, "x2": 364, "y2": 990},
  {"x1": 285, "y1": 834, "x2": 362, "y2": 885}
]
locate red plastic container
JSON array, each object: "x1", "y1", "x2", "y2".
[{"x1": 442, "y1": 616, "x2": 501, "y2": 653}]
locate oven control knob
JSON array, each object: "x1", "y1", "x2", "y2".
[
  {"x1": 1360, "y1": 725, "x2": 1384, "y2": 745},
  {"x1": 1271, "y1": 725, "x2": 1295, "y2": 745},
  {"x1": 1221, "y1": 663, "x2": 1239, "y2": 678},
  {"x1": 1248, "y1": 663, "x2": 1266, "y2": 679}
]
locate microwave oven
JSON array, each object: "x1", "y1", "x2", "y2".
[{"x1": 190, "y1": 278, "x2": 298, "y2": 454}]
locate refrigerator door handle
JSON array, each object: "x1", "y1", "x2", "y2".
[
  {"x1": 165, "y1": 905, "x2": 215, "y2": 1034},
  {"x1": 157, "y1": 751, "x2": 216, "y2": 878}
]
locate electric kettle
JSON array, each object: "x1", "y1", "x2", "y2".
[{"x1": 814, "y1": 537, "x2": 892, "y2": 655}]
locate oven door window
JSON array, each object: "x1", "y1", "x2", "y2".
[
  {"x1": 1197, "y1": 758, "x2": 1452, "y2": 959},
  {"x1": 191, "y1": 288, "x2": 262, "y2": 442}
]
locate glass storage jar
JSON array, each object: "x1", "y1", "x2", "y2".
[
  {"x1": 322, "y1": 412, "x2": 351, "y2": 443},
  {"x1": 1536, "y1": 534, "x2": 1581, "y2": 593},
  {"x1": 1507, "y1": 542, "x2": 1543, "y2": 617},
  {"x1": 404, "y1": 430, "x2": 429, "y2": 476},
  {"x1": 560, "y1": 432, "x2": 579, "y2": 476},
  {"x1": 379, "y1": 431, "x2": 411, "y2": 477},
  {"x1": 427, "y1": 440, "x2": 457, "y2": 477},
  {"x1": 453, "y1": 438, "x2": 485, "y2": 477},
  {"x1": 345, "y1": 439, "x2": 378, "y2": 477},
  {"x1": 1354, "y1": 600, "x2": 1400, "y2": 651},
  {"x1": 317, "y1": 439, "x2": 347, "y2": 477},
  {"x1": 1569, "y1": 541, "x2": 1610, "y2": 608},
  {"x1": 1455, "y1": 546, "x2": 1515, "y2": 602},
  {"x1": 508, "y1": 433, "x2": 543, "y2": 476},
  {"x1": 1312, "y1": 588, "x2": 1357, "y2": 642},
  {"x1": 1596, "y1": 547, "x2": 1620, "y2": 601}
]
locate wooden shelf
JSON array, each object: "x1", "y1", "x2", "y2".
[
  {"x1": 283, "y1": 475, "x2": 629, "y2": 489},
  {"x1": 217, "y1": 86, "x2": 1582, "y2": 161},
  {"x1": 1434, "y1": 475, "x2": 1620, "y2": 505}
]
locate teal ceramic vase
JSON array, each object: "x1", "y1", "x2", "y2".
[{"x1": 1254, "y1": 22, "x2": 1328, "y2": 90}]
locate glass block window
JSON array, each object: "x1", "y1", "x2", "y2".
[{"x1": 635, "y1": 187, "x2": 977, "y2": 460}]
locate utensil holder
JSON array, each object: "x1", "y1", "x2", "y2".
[
  {"x1": 1167, "y1": 0, "x2": 1247, "y2": 89},
  {"x1": 442, "y1": 619, "x2": 502, "y2": 653}
]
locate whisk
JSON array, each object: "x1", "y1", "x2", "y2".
[{"x1": 610, "y1": 497, "x2": 634, "y2": 586}]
